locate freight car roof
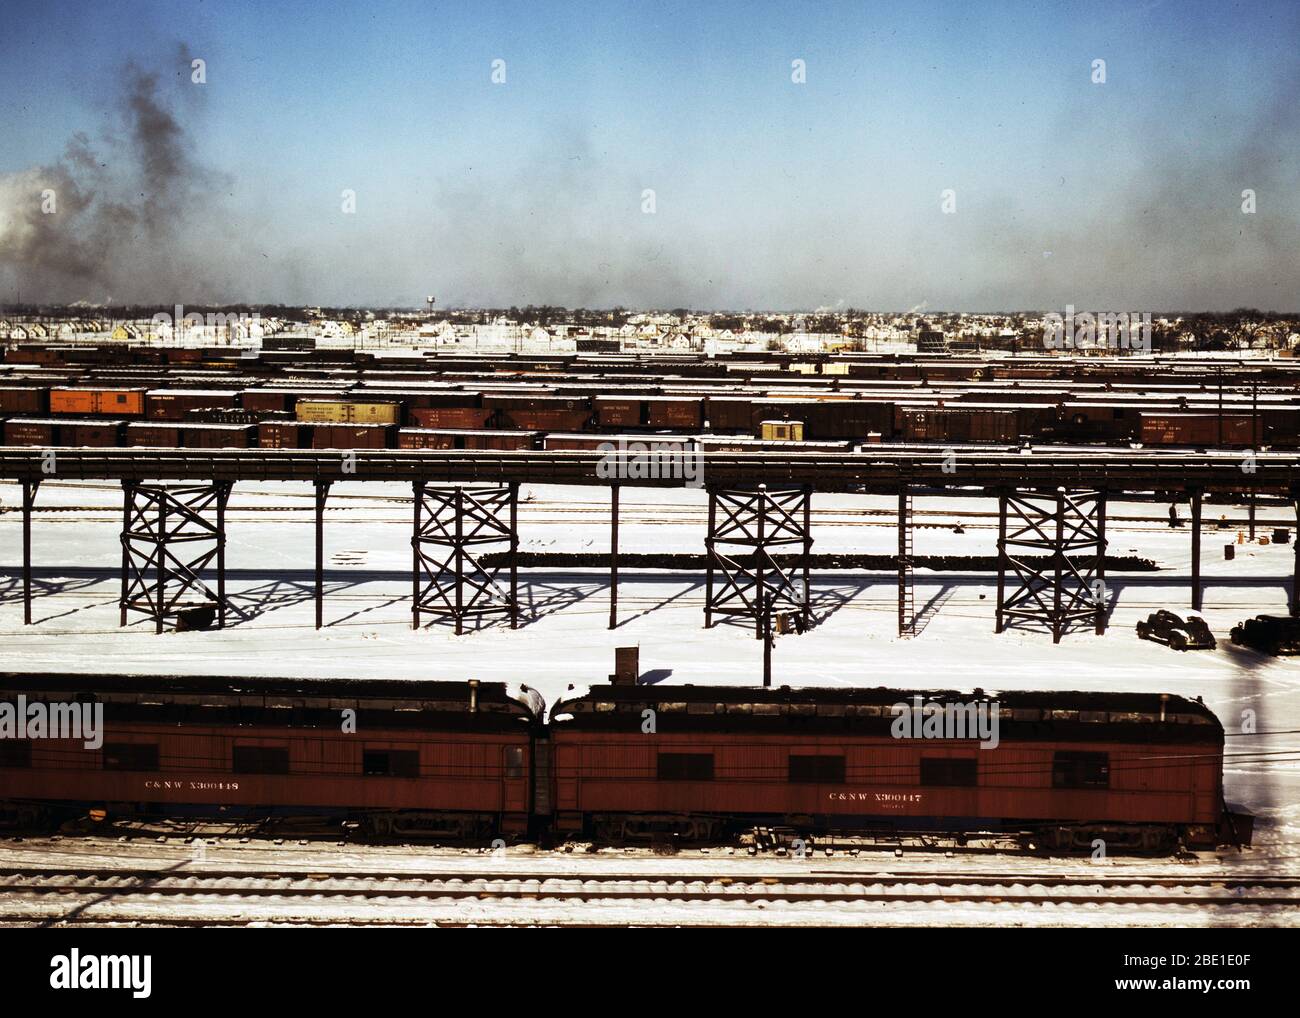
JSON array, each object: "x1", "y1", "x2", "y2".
[
  {"x1": 3, "y1": 417, "x2": 127, "y2": 426},
  {"x1": 550, "y1": 685, "x2": 1222, "y2": 742},
  {"x1": 143, "y1": 389, "x2": 243, "y2": 396}
]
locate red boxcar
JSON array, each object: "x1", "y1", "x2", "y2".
[
  {"x1": 408, "y1": 406, "x2": 496, "y2": 430},
  {"x1": 548, "y1": 685, "x2": 1231, "y2": 850},
  {"x1": 0, "y1": 674, "x2": 541, "y2": 838}
]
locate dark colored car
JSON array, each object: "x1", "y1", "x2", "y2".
[
  {"x1": 1135, "y1": 610, "x2": 1216, "y2": 651},
  {"x1": 1230, "y1": 615, "x2": 1300, "y2": 656}
]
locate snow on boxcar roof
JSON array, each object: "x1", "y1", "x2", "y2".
[{"x1": 0, "y1": 672, "x2": 541, "y2": 718}]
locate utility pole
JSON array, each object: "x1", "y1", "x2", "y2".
[
  {"x1": 761, "y1": 593, "x2": 773, "y2": 688},
  {"x1": 1250, "y1": 377, "x2": 1258, "y2": 539},
  {"x1": 1217, "y1": 366, "x2": 1224, "y2": 447}
]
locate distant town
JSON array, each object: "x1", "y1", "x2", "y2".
[{"x1": 1, "y1": 305, "x2": 1297, "y2": 355}]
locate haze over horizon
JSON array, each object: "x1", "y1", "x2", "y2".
[{"x1": 2, "y1": 0, "x2": 1297, "y2": 311}]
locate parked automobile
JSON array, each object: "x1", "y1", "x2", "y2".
[
  {"x1": 1135, "y1": 610, "x2": 1216, "y2": 650},
  {"x1": 1229, "y1": 615, "x2": 1300, "y2": 656}
]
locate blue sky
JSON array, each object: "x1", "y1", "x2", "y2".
[{"x1": 1, "y1": 0, "x2": 1297, "y2": 309}]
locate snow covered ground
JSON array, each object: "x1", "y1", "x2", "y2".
[{"x1": 0, "y1": 478, "x2": 1297, "y2": 857}]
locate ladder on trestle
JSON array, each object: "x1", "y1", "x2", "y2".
[{"x1": 898, "y1": 484, "x2": 915, "y2": 637}]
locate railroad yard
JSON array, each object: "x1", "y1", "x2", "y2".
[
  {"x1": 6, "y1": 0, "x2": 1299, "y2": 990},
  {"x1": 1, "y1": 347, "x2": 1298, "y2": 929}
]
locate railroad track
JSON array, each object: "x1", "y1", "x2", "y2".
[
  {"x1": 3, "y1": 864, "x2": 1299, "y2": 927},
  {"x1": 0, "y1": 507, "x2": 1283, "y2": 536}
]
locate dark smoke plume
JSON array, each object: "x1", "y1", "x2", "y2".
[{"x1": 0, "y1": 50, "x2": 229, "y2": 304}]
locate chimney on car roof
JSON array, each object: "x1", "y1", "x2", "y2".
[{"x1": 610, "y1": 647, "x2": 639, "y2": 685}]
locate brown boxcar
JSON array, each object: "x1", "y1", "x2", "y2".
[
  {"x1": 127, "y1": 423, "x2": 181, "y2": 448},
  {"x1": 455, "y1": 429, "x2": 541, "y2": 451},
  {"x1": 543, "y1": 432, "x2": 695, "y2": 453},
  {"x1": 241, "y1": 389, "x2": 292, "y2": 414},
  {"x1": 145, "y1": 388, "x2": 241, "y2": 421},
  {"x1": 594, "y1": 396, "x2": 646, "y2": 428},
  {"x1": 3, "y1": 347, "x2": 61, "y2": 365},
  {"x1": 311, "y1": 423, "x2": 394, "y2": 449},
  {"x1": 1260, "y1": 408, "x2": 1299, "y2": 448},
  {"x1": 0, "y1": 387, "x2": 48, "y2": 415},
  {"x1": 356, "y1": 388, "x2": 481, "y2": 410},
  {"x1": 408, "y1": 407, "x2": 496, "y2": 430},
  {"x1": 543, "y1": 432, "x2": 622, "y2": 451},
  {"x1": 399, "y1": 427, "x2": 540, "y2": 450},
  {"x1": 180, "y1": 423, "x2": 257, "y2": 448},
  {"x1": 482, "y1": 395, "x2": 588, "y2": 424},
  {"x1": 549, "y1": 685, "x2": 1229, "y2": 850},
  {"x1": 897, "y1": 407, "x2": 1023, "y2": 444},
  {"x1": 398, "y1": 427, "x2": 457, "y2": 450},
  {"x1": 0, "y1": 674, "x2": 539, "y2": 838},
  {"x1": 258, "y1": 421, "x2": 310, "y2": 449},
  {"x1": 62, "y1": 420, "x2": 126, "y2": 447},
  {"x1": 1053, "y1": 402, "x2": 1142, "y2": 443},
  {"x1": 3, "y1": 418, "x2": 58, "y2": 446},
  {"x1": 644, "y1": 396, "x2": 704, "y2": 429},
  {"x1": 703, "y1": 396, "x2": 757, "y2": 431},
  {"x1": 761, "y1": 397, "x2": 883, "y2": 440},
  {"x1": 1141, "y1": 413, "x2": 1257, "y2": 448},
  {"x1": 495, "y1": 408, "x2": 592, "y2": 431}
]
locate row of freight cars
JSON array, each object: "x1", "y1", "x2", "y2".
[
  {"x1": 8, "y1": 340, "x2": 1300, "y2": 384},
  {"x1": 0, "y1": 420, "x2": 835, "y2": 452},
  {"x1": 0, "y1": 418, "x2": 530, "y2": 451},
  {"x1": 0, "y1": 385, "x2": 1294, "y2": 448},
  {"x1": 0, "y1": 417, "x2": 1280, "y2": 457}
]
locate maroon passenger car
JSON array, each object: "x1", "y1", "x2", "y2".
[
  {"x1": 0, "y1": 674, "x2": 541, "y2": 838},
  {"x1": 547, "y1": 685, "x2": 1243, "y2": 850}
]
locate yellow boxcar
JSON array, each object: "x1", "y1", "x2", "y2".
[
  {"x1": 759, "y1": 419, "x2": 804, "y2": 441},
  {"x1": 295, "y1": 400, "x2": 399, "y2": 425}
]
